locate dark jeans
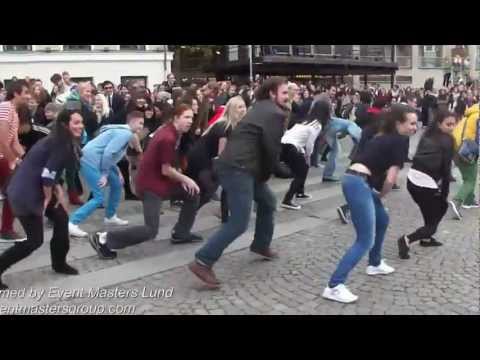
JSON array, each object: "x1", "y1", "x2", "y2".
[
  {"x1": 196, "y1": 168, "x2": 219, "y2": 209},
  {"x1": 220, "y1": 189, "x2": 229, "y2": 223},
  {"x1": 310, "y1": 135, "x2": 327, "y2": 166},
  {"x1": 106, "y1": 188, "x2": 199, "y2": 250},
  {"x1": 0, "y1": 201, "x2": 70, "y2": 274},
  {"x1": 195, "y1": 164, "x2": 276, "y2": 267},
  {"x1": 281, "y1": 144, "x2": 309, "y2": 203},
  {"x1": 406, "y1": 179, "x2": 448, "y2": 242}
]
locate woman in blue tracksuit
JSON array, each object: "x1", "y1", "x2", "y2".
[{"x1": 68, "y1": 111, "x2": 145, "y2": 238}]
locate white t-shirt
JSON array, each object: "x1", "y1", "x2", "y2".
[{"x1": 281, "y1": 121, "x2": 322, "y2": 159}]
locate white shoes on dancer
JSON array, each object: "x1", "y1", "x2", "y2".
[
  {"x1": 322, "y1": 284, "x2": 358, "y2": 303},
  {"x1": 68, "y1": 223, "x2": 88, "y2": 238},
  {"x1": 366, "y1": 260, "x2": 395, "y2": 276},
  {"x1": 105, "y1": 215, "x2": 129, "y2": 226},
  {"x1": 323, "y1": 260, "x2": 395, "y2": 304}
]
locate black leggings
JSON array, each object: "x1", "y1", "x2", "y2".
[
  {"x1": 0, "y1": 202, "x2": 70, "y2": 274},
  {"x1": 281, "y1": 144, "x2": 309, "y2": 203},
  {"x1": 406, "y1": 179, "x2": 448, "y2": 243},
  {"x1": 118, "y1": 157, "x2": 134, "y2": 197}
]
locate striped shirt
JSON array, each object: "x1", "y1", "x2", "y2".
[{"x1": 0, "y1": 101, "x2": 19, "y2": 159}]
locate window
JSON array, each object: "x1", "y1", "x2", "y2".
[
  {"x1": 120, "y1": 45, "x2": 146, "y2": 51},
  {"x1": 395, "y1": 75, "x2": 413, "y2": 84},
  {"x1": 3, "y1": 45, "x2": 32, "y2": 51},
  {"x1": 292, "y1": 45, "x2": 311, "y2": 56},
  {"x1": 395, "y1": 45, "x2": 412, "y2": 68},
  {"x1": 71, "y1": 77, "x2": 93, "y2": 84},
  {"x1": 420, "y1": 45, "x2": 441, "y2": 57},
  {"x1": 477, "y1": 46, "x2": 480, "y2": 69},
  {"x1": 418, "y1": 45, "x2": 443, "y2": 68},
  {"x1": 334, "y1": 45, "x2": 353, "y2": 57},
  {"x1": 313, "y1": 45, "x2": 332, "y2": 55},
  {"x1": 271, "y1": 45, "x2": 291, "y2": 55},
  {"x1": 228, "y1": 45, "x2": 239, "y2": 61},
  {"x1": 121, "y1": 76, "x2": 148, "y2": 88},
  {"x1": 63, "y1": 45, "x2": 92, "y2": 51}
]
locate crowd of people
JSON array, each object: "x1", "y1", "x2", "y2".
[{"x1": 0, "y1": 72, "x2": 478, "y2": 304}]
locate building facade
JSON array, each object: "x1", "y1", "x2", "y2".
[
  {"x1": 394, "y1": 45, "x2": 479, "y2": 88},
  {"x1": 215, "y1": 45, "x2": 398, "y2": 86},
  {"x1": 216, "y1": 45, "x2": 480, "y2": 89},
  {"x1": 0, "y1": 45, "x2": 174, "y2": 91}
]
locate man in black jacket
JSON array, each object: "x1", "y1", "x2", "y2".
[
  {"x1": 103, "y1": 80, "x2": 125, "y2": 115},
  {"x1": 189, "y1": 77, "x2": 289, "y2": 288}
]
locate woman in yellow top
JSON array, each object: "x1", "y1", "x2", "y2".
[{"x1": 449, "y1": 103, "x2": 479, "y2": 219}]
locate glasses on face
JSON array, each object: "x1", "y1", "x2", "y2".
[{"x1": 104, "y1": 86, "x2": 113, "y2": 90}]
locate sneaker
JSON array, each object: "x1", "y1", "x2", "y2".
[
  {"x1": 280, "y1": 201, "x2": 301, "y2": 210},
  {"x1": 322, "y1": 176, "x2": 340, "y2": 183},
  {"x1": 171, "y1": 232, "x2": 204, "y2": 244},
  {"x1": 0, "y1": 194, "x2": 5, "y2": 201},
  {"x1": 105, "y1": 215, "x2": 129, "y2": 226},
  {"x1": 88, "y1": 233, "x2": 117, "y2": 260},
  {"x1": 250, "y1": 247, "x2": 278, "y2": 260},
  {"x1": 392, "y1": 184, "x2": 401, "y2": 191},
  {"x1": 0, "y1": 231, "x2": 27, "y2": 243},
  {"x1": 397, "y1": 235, "x2": 410, "y2": 259},
  {"x1": 461, "y1": 201, "x2": 480, "y2": 209},
  {"x1": 449, "y1": 200, "x2": 463, "y2": 220},
  {"x1": 296, "y1": 193, "x2": 312, "y2": 200},
  {"x1": 337, "y1": 205, "x2": 349, "y2": 225},
  {"x1": 366, "y1": 260, "x2": 395, "y2": 275},
  {"x1": 188, "y1": 261, "x2": 220, "y2": 288},
  {"x1": 322, "y1": 284, "x2": 358, "y2": 304},
  {"x1": 419, "y1": 237, "x2": 443, "y2": 247},
  {"x1": 68, "y1": 223, "x2": 88, "y2": 238}
]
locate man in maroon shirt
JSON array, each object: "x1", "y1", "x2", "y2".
[{"x1": 88, "y1": 104, "x2": 202, "y2": 259}]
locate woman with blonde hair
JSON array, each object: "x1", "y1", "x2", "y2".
[{"x1": 186, "y1": 96, "x2": 247, "y2": 217}]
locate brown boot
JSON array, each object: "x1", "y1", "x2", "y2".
[
  {"x1": 250, "y1": 247, "x2": 279, "y2": 260},
  {"x1": 188, "y1": 261, "x2": 220, "y2": 288},
  {"x1": 68, "y1": 190, "x2": 84, "y2": 206}
]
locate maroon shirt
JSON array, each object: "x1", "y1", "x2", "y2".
[{"x1": 135, "y1": 123, "x2": 180, "y2": 198}]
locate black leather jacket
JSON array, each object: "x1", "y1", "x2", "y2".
[{"x1": 216, "y1": 100, "x2": 287, "y2": 182}]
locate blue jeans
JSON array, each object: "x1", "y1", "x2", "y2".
[
  {"x1": 323, "y1": 117, "x2": 362, "y2": 178},
  {"x1": 195, "y1": 165, "x2": 277, "y2": 267},
  {"x1": 328, "y1": 174, "x2": 389, "y2": 288},
  {"x1": 70, "y1": 161, "x2": 122, "y2": 225}
]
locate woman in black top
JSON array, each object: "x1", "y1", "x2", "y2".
[
  {"x1": 0, "y1": 109, "x2": 84, "y2": 290},
  {"x1": 397, "y1": 110, "x2": 456, "y2": 259},
  {"x1": 323, "y1": 104, "x2": 418, "y2": 304},
  {"x1": 185, "y1": 96, "x2": 247, "y2": 219}
]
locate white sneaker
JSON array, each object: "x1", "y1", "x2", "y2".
[
  {"x1": 68, "y1": 223, "x2": 88, "y2": 238},
  {"x1": 366, "y1": 260, "x2": 395, "y2": 276},
  {"x1": 0, "y1": 194, "x2": 5, "y2": 201},
  {"x1": 322, "y1": 284, "x2": 358, "y2": 303},
  {"x1": 105, "y1": 215, "x2": 129, "y2": 226}
]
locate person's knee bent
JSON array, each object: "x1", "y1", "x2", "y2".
[{"x1": 24, "y1": 234, "x2": 44, "y2": 254}]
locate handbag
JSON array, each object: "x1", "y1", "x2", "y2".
[{"x1": 458, "y1": 117, "x2": 479, "y2": 163}]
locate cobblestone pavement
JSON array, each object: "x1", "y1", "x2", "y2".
[
  {"x1": 1, "y1": 135, "x2": 478, "y2": 315},
  {"x1": 48, "y1": 170, "x2": 478, "y2": 315}
]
